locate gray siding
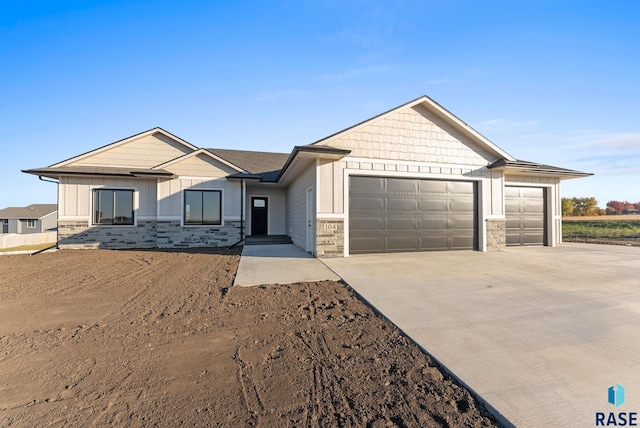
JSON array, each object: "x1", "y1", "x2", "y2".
[
  {"x1": 246, "y1": 187, "x2": 286, "y2": 235},
  {"x1": 41, "y1": 211, "x2": 58, "y2": 231},
  {"x1": 286, "y1": 164, "x2": 315, "y2": 251},
  {"x1": 18, "y1": 219, "x2": 41, "y2": 234}
]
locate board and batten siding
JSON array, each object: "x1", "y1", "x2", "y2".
[
  {"x1": 58, "y1": 176, "x2": 158, "y2": 220},
  {"x1": 286, "y1": 164, "x2": 315, "y2": 250},
  {"x1": 157, "y1": 178, "x2": 241, "y2": 221},
  {"x1": 69, "y1": 133, "x2": 193, "y2": 168},
  {"x1": 246, "y1": 187, "x2": 286, "y2": 235},
  {"x1": 319, "y1": 105, "x2": 495, "y2": 166}
]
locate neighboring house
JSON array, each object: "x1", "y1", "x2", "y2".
[
  {"x1": 23, "y1": 95, "x2": 590, "y2": 256},
  {"x1": 0, "y1": 204, "x2": 58, "y2": 234}
]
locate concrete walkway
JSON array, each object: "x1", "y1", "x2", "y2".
[
  {"x1": 234, "y1": 244, "x2": 339, "y2": 286},
  {"x1": 322, "y1": 244, "x2": 640, "y2": 427}
]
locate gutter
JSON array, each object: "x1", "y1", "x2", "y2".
[
  {"x1": 228, "y1": 179, "x2": 246, "y2": 249},
  {"x1": 38, "y1": 176, "x2": 60, "y2": 250}
]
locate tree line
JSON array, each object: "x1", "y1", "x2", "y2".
[{"x1": 562, "y1": 198, "x2": 640, "y2": 216}]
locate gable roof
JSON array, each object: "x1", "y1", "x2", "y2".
[
  {"x1": 308, "y1": 95, "x2": 516, "y2": 161},
  {"x1": 51, "y1": 127, "x2": 198, "y2": 168},
  {"x1": 0, "y1": 204, "x2": 57, "y2": 219},
  {"x1": 153, "y1": 148, "x2": 246, "y2": 173}
]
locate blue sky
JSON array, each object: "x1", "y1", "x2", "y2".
[{"x1": 2, "y1": 0, "x2": 639, "y2": 209}]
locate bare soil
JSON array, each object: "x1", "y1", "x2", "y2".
[{"x1": 0, "y1": 249, "x2": 499, "y2": 427}]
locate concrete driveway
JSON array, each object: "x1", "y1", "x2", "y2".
[{"x1": 322, "y1": 243, "x2": 640, "y2": 427}]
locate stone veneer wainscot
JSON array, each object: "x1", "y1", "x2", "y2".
[
  {"x1": 57, "y1": 220, "x2": 241, "y2": 249},
  {"x1": 485, "y1": 219, "x2": 506, "y2": 251},
  {"x1": 315, "y1": 219, "x2": 344, "y2": 258}
]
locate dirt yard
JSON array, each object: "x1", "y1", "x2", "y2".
[{"x1": 0, "y1": 249, "x2": 499, "y2": 427}]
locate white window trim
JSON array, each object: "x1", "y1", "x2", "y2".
[
  {"x1": 26, "y1": 219, "x2": 37, "y2": 228},
  {"x1": 181, "y1": 188, "x2": 225, "y2": 227},
  {"x1": 89, "y1": 186, "x2": 138, "y2": 227}
]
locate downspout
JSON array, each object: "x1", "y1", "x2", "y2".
[
  {"x1": 38, "y1": 176, "x2": 59, "y2": 250},
  {"x1": 228, "y1": 179, "x2": 245, "y2": 249}
]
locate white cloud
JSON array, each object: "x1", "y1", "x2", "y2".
[{"x1": 582, "y1": 132, "x2": 640, "y2": 150}]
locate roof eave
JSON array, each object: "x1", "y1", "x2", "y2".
[
  {"x1": 22, "y1": 168, "x2": 176, "y2": 179},
  {"x1": 275, "y1": 146, "x2": 351, "y2": 183},
  {"x1": 487, "y1": 160, "x2": 593, "y2": 179}
]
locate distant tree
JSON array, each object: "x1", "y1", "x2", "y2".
[
  {"x1": 635, "y1": 202, "x2": 640, "y2": 210},
  {"x1": 607, "y1": 200, "x2": 626, "y2": 214},
  {"x1": 606, "y1": 206, "x2": 617, "y2": 215},
  {"x1": 572, "y1": 197, "x2": 598, "y2": 216},
  {"x1": 561, "y1": 198, "x2": 575, "y2": 216}
]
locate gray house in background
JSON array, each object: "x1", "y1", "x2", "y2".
[
  {"x1": 0, "y1": 204, "x2": 58, "y2": 234},
  {"x1": 23, "y1": 96, "x2": 590, "y2": 255}
]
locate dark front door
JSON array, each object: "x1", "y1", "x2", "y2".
[{"x1": 251, "y1": 197, "x2": 268, "y2": 235}]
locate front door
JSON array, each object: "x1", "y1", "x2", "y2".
[
  {"x1": 2, "y1": 220, "x2": 7, "y2": 234},
  {"x1": 251, "y1": 197, "x2": 268, "y2": 235}
]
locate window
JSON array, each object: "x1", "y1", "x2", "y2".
[
  {"x1": 184, "y1": 190, "x2": 222, "y2": 225},
  {"x1": 27, "y1": 219, "x2": 36, "y2": 228},
  {"x1": 93, "y1": 189, "x2": 134, "y2": 225}
]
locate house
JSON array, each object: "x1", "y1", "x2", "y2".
[
  {"x1": 23, "y1": 95, "x2": 590, "y2": 256},
  {"x1": 0, "y1": 204, "x2": 57, "y2": 234}
]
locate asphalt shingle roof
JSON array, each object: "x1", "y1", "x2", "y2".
[
  {"x1": 206, "y1": 148, "x2": 290, "y2": 181},
  {"x1": 0, "y1": 204, "x2": 57, "y2": 219}
]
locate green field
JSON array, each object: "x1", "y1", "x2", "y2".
[{"x1": 562, "y1": 219, "x2": 640, "y2": 239}]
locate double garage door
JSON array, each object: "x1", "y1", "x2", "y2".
[
  {"x1": 349, "y1": 177, "x2": 477, "y2": 254},
  {"x1": 349, "y1": 178, "x2": 547, "y2": 254}
]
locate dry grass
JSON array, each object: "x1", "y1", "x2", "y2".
[
  {"x1": 0, "y1": 242, "x2": 56, "y2": 253},
  {"x1": 563, "y1": 215, "x2": 640, "y2": 221}
]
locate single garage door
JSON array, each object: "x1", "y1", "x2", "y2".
[
  {"x1": 505, "y1": 186, "x2": 546, "y2": 246},
  {"x1": 349, "y1": 177, "x2": 477, "y2": 254}
]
